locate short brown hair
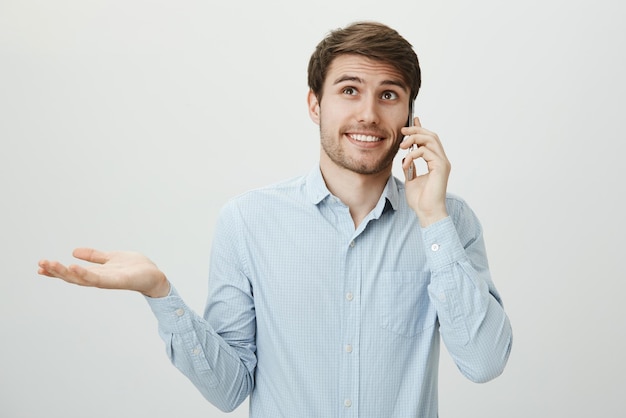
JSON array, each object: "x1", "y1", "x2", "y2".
[{"x1": 307, "y1": 21, "x2": 421, "y2": 103}]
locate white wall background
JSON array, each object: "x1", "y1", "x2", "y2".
[{"x1": 1, "y1": 0, "x2": 624, "y2": 417}]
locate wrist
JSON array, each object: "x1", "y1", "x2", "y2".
[
  {"x1": 143, "y1": 275, "x2": 171, "y2": 298},
  {"x1": 417, "y1": 210, "x2": 448, "y2": 228}
]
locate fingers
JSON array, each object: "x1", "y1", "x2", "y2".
[
  {"x1": 400, "y1": 121, "x2": 447, "y2": 169},
  {"x1": 38, "y1": 248, "x2": 108, "y2": 276},
  {"x1": 400, "y1": 126, "x2": 442, "y2": 151},
  {"x1": 402, "y1": 150, "x2": 443, "y2": 184},
  {"x1": 38, "y1": 254, "x2": 108, "y2": 290},
  {"x1": 38, "y1": 259, "x2": 92, "y2": 285},
  {"x1": 38, "y1": 259, "x2": 67, "y2": 277},
  {"x1": 400, "y1": 126, "x2": 450, "y2": 185},
  {"x1": 38, "y1": 248, "x2": 108, "y2": 286},
  {"x1": 37, "y1": 259, "x2": 59, "y2": 278},
  {"x1": 405, "y1": 144, "x2": 440, "y2": 165}
]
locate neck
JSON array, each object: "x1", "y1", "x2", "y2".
[{"x1": 320, "y1": 155, "x2": 391, "y2": 228}]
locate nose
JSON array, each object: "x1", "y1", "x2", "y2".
[{"x1": 356, "y1": 97, "x2": 380, "y2": 125}]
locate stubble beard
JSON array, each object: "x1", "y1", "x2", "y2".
[{"x1": 319, "y1": 121, "x2": 402, "y2": 175}]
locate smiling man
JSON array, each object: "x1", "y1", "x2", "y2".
[
  {"x1": 315, "y1": 60, "x2": 406, "y2": 176},
  {"x1": 311, "y1": 53, "x2": 420, "y2": 227},
  {"x1": 38, "y1": 21, "x2": 512, "y2": 418}
]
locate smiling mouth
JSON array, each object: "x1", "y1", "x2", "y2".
[{"x1": 349, "y1": 133, "x2": 383, "y2": 143}]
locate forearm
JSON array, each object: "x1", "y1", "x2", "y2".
[
  {"x1": 145, "y1": 288, "x2": 255, "y2": 412},
  {"x1": 429, "y1": 259, "x2": 512, "y2": 382},
  {"x1": 422, "y1": 217, "x2": 512, "y2": 382}
]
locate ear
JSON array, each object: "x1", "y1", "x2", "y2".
[{"x1": 307, "y1": 90, "x2": 320, "y2": 125}]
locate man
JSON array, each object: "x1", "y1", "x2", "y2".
[{"x1": 38, "y1": 21, "x2": 512, "y2": 417}]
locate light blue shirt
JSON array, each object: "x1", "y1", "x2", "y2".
[{"x1": 146, "y1": 165, "x2": 512, "y2": 417}]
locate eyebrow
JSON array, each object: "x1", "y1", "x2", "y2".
[{"x1": 332, "y1": 75, "x2": 408, "y2": 92}]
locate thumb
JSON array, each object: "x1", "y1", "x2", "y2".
[{"x1": 73, "y1": 248, "x2": 109, "y2": 264}]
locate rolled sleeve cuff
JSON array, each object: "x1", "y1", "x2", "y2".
[{"x1": 420, "y1": 216, "x2": 466, "y2": 270}]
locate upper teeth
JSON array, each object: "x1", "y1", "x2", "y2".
[{"x1": 351, "y1": 134, "x2": 380, "y2": 142}]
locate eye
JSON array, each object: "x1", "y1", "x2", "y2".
[
  {"x1": 342, "y1": 87, "x2": 358, "y2": 96},
  {"x1": 381, "y1": 91, "x2": 399, "y2": 100}
]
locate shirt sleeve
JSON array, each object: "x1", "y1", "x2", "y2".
[
  {"x1": 421, "y1": 200, "x2": 513, "y2": 383},
  {"x1": 144, "y1": 203, "x2": 256, "y2": 412}
]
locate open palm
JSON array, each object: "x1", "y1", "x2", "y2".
[{"x1": 38, "y1": 248, "x2": 170, "y2": 298}]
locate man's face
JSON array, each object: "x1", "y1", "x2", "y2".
[{"x1": 308, "y1": 54, "x2": 411, "y2": 176}]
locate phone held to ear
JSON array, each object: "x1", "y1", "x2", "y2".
[{"x1": 406, "y1": 101, "x2": 416, "y2": 181}]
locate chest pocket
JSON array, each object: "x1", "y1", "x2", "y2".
[{"x1": 375, "y1": 271, "x2": 437, "y2": 338}]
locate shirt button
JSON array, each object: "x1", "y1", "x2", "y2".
[
  {"x1": 349, "y1": 240, "x2": 355, "y2": 248},
  {"x1": 345, "y1": 344, "x2": 353, "y2": 353},
  {"x1": 431, "y1": 243, "x2": 440, "y2": 252},
  {"x1": 346, "y1": 292, "x2": 354, "y2": 301},
  {"x1": 344, "y1": 399, "x2": 352, "y2": 408},
  {"x1": 192, "y1": 347, "x2": 201, "y2": 355},
  {"x1": 175, "y1": 308, "x2": 185, "y2": 317}
]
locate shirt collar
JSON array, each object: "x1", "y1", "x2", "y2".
[
  {"x1": 305, "y1": 164, "x2": 401, "y2": 212},
  {"x1": 305, "y1": 165, "x2": 332, "y2": 205}
]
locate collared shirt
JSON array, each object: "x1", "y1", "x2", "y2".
[{"x1": 146, "y1": 165, "x2": 512, "y2": 418}]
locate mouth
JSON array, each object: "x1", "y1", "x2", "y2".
[{"x1": 348, "y1": 133, "x2": 384, "y2": 143}]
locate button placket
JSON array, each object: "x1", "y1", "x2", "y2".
[{"x1": 341, "y1": 234, "x2": 360, "y2": 416}]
